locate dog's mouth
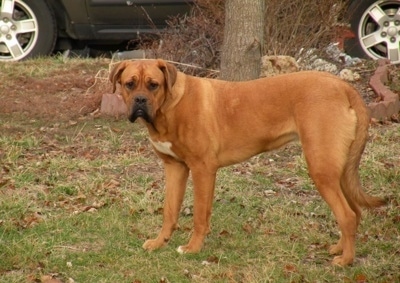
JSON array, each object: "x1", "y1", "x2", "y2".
[
  {"x1": 135, "y1": 109, "x2": 145, "y2": 117},
  {"x1": 129, "y1": 106, "x2": 152, "y2": 124}
]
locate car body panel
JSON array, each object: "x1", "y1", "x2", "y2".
[{"x1": 46, "y1": 0, "x2": 192, "y2": 41}]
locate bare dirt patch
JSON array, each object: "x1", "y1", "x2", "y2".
[
  {"x1": 0, "y1": 59, "x2": 110, "y2": 121},
  {"x1": 1, "y1": 58, "x2": 398, "y2": 123}
]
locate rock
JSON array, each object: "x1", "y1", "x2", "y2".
[
  {"x1": 100, "y1": 93, "x2": 127, "y2": 117},
  {"x1": 325, "y1": 42, "x2": 343, "y2": 62},
  {"x1": 260, "y1": 55, "x2": 299, "y2": 77},
  {"x1": 326, "y1": 42, "x2": 362, "y2": 66},
  {"x1": 339, "y1": 69, "x2": 361, "y2": 81},
  {"x1": 112, "y1": 49, "x2": 145, "y2": 60},
  {"x1": 297, "y1": 43, "x2": 362, "y2": 73},
  {"x1": 343, "y1": 55, "x2": 362, "y2": 66},
  {"x1": 310, "y1": 58, "x2": 338, "y2": 73}
]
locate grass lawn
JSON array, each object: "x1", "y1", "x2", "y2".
[{"x1": 0, "y1": 58, "x2": 399, "y2": 282}]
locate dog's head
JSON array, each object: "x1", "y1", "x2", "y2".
[{"x1": 109, "y1": 59, "x2": 177, "y2": 123}]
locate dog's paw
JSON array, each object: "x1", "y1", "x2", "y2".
[
  {"x1": 329, "y1": 244, "x2": 343, "y2": 255},
  {"x1": 332, "y1": 255, "x2": 353, "y2": 267},
  {"x1": 176, "y1": 244, "x2": 201, "y2": 254},
  {"x1": 143, "y1": 239, "x2": 165, "y2": 251},
  {"x1": 176, "y1": 245, "x2": 186, "y2": 254}
]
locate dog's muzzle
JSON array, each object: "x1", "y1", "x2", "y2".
[{"x1": 129, "y1": 95, "x2": 152, "y2": 123}]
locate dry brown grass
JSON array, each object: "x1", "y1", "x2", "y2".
[
  {"x1": 139, "y1": 0, "x2": 347, "y2": 75},
  {"x1": 263, "y1": 0, "x2": 346, "y2": 57},
  {"x1": 0, "y1": 56, "x2": 399, "y2": 283}
]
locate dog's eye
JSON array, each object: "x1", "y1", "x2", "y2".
[
  {"x1": 125, "y1": 81, "x2": 135, "y2": 90},
  {"x1": 148, "y1": 82, "x2": 159, "y2": 91}
]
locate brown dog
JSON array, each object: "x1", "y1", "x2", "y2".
[{"x1": 110, "y1": 59, "x2": 385, "y2": 266}]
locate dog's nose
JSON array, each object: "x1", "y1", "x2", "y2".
[{"x1": 134, "y1": 95, "x2": 147, "y2": 105}]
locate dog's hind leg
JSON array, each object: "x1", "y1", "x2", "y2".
[
  {"x1": 143, "y1": 160, "x2": 189, "y2": 251},
  {"x1": 306, "y1": 161, "x2": 358, "y2": 266},
  {"x1": 328, "y1": 177, "x2": 362, "y2": 256},
  {"x1": 300, "y1": 123, "x2": 358, "y2": 266}
]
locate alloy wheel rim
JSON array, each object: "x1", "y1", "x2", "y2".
[
  {"x1": 358, "y1": 1, "x2": 400, "y2": 63},
  {"x1": 0, "y1": 0, "x2": 39, "y2": 61}
]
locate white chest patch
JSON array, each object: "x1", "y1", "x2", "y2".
[{"x1": 150, "y1": 139, "x2": 179, "y2": 159}]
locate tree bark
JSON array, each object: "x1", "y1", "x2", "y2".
[{"x1": 220, "y1": 0, "x2": 264, "y2": 81}]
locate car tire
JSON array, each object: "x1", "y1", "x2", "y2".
[
  {"x1": 0, "y1": 0, "x2": 57, "y2": 61},
  {"x1": 345, "y1": 0, "x2": 400, "y2": 63}
]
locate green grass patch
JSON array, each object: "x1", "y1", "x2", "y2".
[
  {"x1": 0, "y1": 58, "x2": 399, "y2": 282},
  {"x1": 1, "y1": 115, "x2": 398, "y2": 282}
]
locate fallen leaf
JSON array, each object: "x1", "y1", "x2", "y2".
[
  {"x1": 264, "y1": 228, "x2": 276, "y2": 235},
  {"x1": 392, "y1": 215, "x2": 400, "y2": 224},
  {"x1": 203, "y1": 255, "x2": 219, "y2": 265},
  {"x1": 111, "y1": 127, "x2": 123, "y2": 133},
  {"x1": 264, "y1": 189, "x2": 275, "y2": 197},
  {"x1": 21, "y1": 212, "x2": 44, "y2": 228},
  {"x1": 80, "y1": 199, "x2": 107, "y2": 213},
  {"x1": 355, "y1": 274, "x2": 368, "y2": 283},
  {"x1": 0, "y1": 178, "x2": 10, "y2": 188},
  {"x1": 41, "y1": 275, "x2": 63, "y2": 283},
  {"x1": 343, "y1": 276, "x2": 352, "y2": 283},
  {"x1": 74, "y1": 194, "x2": 87, "y2": 202},
  {"x1": 155, "y1": 207, "x2": 163, "y2": 214},
  {"x1": 242, "y1": 223, "x2": 253, "y2": 234},
  {"x1": 283, "y1": 264, "x2": 297, "y2": 274},
  {"x1": 105, "y1": 179, "x2": 120, "y2": 189},
  {"x1": 219, "y1": 230, "x2": 231, "y2": 237}
]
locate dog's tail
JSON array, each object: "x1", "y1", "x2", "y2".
[{"x1": 341, "y1": 89, "x2": 386, "y2": 209}]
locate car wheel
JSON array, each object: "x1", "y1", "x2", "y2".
[
  {"x1": 345, "y1": 0, "x2": 400, "y2": 63},
  {"x1": 0, "y1": 0, "x2": 56, "y2": 61}
]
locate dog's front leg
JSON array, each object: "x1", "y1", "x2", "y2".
[
  {"x1": 177, "y1": 168, "x2": 216, "y2": 254},
  {"x1": 143, "y1": 160, "x2": 189, "y2": 251}
]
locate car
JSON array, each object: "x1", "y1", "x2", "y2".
[
  {"x1": 1, "y1": 0, "x2": 399, "y2": 63},
  {"x1": 345, "y1": 0, "x2": 400, "y2": 63},
  {"x1": 0, "y1": 0, "x2": 192, "y2": 61}
]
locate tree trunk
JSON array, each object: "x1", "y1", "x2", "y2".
[{"x1": 220, "y1": 0, "x2": 264, "y2": 81}]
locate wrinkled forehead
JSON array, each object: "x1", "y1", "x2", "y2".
[{"x1": 120, "y1": 61, "x2": 164, "y2": 82}]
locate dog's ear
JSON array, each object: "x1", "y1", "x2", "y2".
[
  {"x1": 157, "y1": 59, "x2": 177, "y2": 94},
  {"x1": 109, "y1": 61, "x2": 129, "y2": 93}
]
